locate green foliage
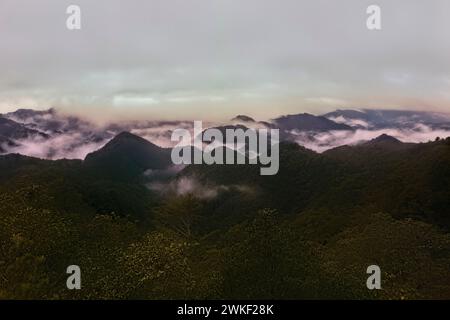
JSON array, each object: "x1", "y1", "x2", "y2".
[
  {"x1": 153, "y1": 195, "x2": 203, "y2": 239},
  {"x1": 1, "y1": 138, "x2": 450, "y2": 299},
  {"x1": 322, "y1": 212, "x2": 450, "y2": 299}
]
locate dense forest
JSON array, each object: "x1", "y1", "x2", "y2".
[{"x1": 1, "y1": 132, "x2": 449, "y2": 299}]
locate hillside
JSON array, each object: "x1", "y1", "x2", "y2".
[
  {"x1": 84, "y1": 131, "x2": 172, "y2": 180},
  {"x1": 0, "y1": 132, "x2": 449, "y2": 299},
  {"x1": 181, "y1": 136, "x2": 450, "y2": 229}
]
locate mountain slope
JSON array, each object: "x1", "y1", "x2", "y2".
[
  {"x1": 231, "y1": 115, "x2": 255, "y2": 123},
  {"x1": 181, "y1": 137, "x2": 450, "y2": 229},
  {"x1": 0, "y1": 117, "x2": 48, "y2": 140},
  {"x1": 84, "y1": 131, "x2": 172, "y2": 180},
  {"x1": 273, "y1": 113, "x2": 353, "y2": 132}
]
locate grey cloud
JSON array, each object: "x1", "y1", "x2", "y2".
[{"x1": 0, "y1": 0, "x2": 449, "y2": 119}]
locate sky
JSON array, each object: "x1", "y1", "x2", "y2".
[{"x1": 1, "y1": 0, "x2": 450, "y2": 122}]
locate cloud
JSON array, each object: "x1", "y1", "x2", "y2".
[
  {"x1": 143, "y1": 165, "x2": 186, "y2": 179},
  {"x1": 130, "y1": 122, "x2": 194, "y2": 148},
  {"x1": 113, "y1": 95, "x2": 160, "y2": 107},
  {"x1": 147, "y1": 175, "x2": 253, "y2": 200},
  {"x1": 0, "y1": 109, "x2": 114, "y2": 159},
  {"x1": 1, "y1": 0, "x2": 450, "y2": 119},
  {"x1": 4, "y1": 132, "x2": 109, "y2": 160},
  {"x1": 305, "y1": 97, "x2": 348, "y2": 106},
  {"x1": 327, "y1": 116, "x2": 370, "y2": 129},
  {"x1": 2, "y1": 107, "x2": 449, "y2": 159},
  {"x1": 292, "y1": 124, "x2": 450, "y2": 153}
]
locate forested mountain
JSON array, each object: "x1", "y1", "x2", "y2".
[
  {"x1": 84, "y1": 132, "x2": 172, "y2": 180},
  {"x1": 1, "y1": 131, "x2": 449, "y2": 299}
]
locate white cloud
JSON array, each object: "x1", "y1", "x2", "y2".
[
  {"x1": 292, "y1": 125, "x2": 450, "y2": 153},
  {"x1": 6, "y1": 133, "x2": 109, "y2": 160},
  {"x1": 147, "y1": 175, "x2": 253, "y2": 200},
  {"x1": 113, "y1": 95, "x2": 160, "y2": 107},
  {"x1": 327, "y1": 116, "x2": 370, "y2": 128}
]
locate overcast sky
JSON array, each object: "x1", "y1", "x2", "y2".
[{"x1": 1, "y1": 0, "x2": 450, "y2": 121}]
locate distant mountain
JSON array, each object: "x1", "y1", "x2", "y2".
[
  {"x1": 324, "y1": 109, "x2": 368, "y2": 120},
  {"x1": 320, "y1": 134, "x2": 414, "y2": 159},
  {"x1": 0, "y1": 108, "x2": 117, "y2": 158},
  {"x1": 3, "y1": 108, "x2": 55, "y2": 121},
  {"x1": 84, "y1": 131, "x2": 172, "y2": 180},
  {"x1": 200, "y1": 124, "x2": 250, "y2": 138},
  {"x1": 3, "y1": 108, "x2": 111, "y2": 138},
  {"x1": 197, "y1": 124, "x2": 278, "y2": 159},
  {"x1": 323, "y1": 135, "x2": 427, "y2": 169},
  {"x1": 231, "y1": 115, "x2": 255, "y2": 123},
  {"x1": 1, "y1": 107, "x2": 449, "y2": 159},
  {"x1": 365, "y1": 133, "x2": 402, "y2": 145},
  {"x1": 0, "y1": 117, "x2": 48, "y2": 142},
  {"x1": 3, "y1": 108, "x2": 63, "y2": 133},
  {"x1": 323, "y1": 109, "x2": 450, "y2": 130},
  {"x1": 272, "y1": 113, "x2": 353, "y2": 132}
]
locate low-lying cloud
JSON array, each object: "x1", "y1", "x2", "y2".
[
  {"x1": 147, "y1": 175, "x2": 253, "y2": 200},
  {"x1": 1, "y1": 108, "x2": 450, "y2": 159},
  {"x1": 3, "y1": 133, "x2": 109, "y2": 160},
  {"x1": 292, "y1": 124, "x2": 450, "y2": 153},
  {"x1": 327, "y1": 116, "x2": 371, "y2": 129}
]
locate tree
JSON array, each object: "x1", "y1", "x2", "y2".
[{"x1": 153, "y1": 195, "x2": 203, "y2": 239}]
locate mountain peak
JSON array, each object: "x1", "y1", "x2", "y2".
[
  {"x1": 88, "y1": 131, "x2": 164, "y2": 156},
  {"x1": 368, "y1": 134, "x2": 402, "y2": 144},
  {"x1": 4, "y1": 108, "x2": 55, "y2": 120},
  {"x1": 114, "y1": 131, "x2": 147, "y2": 142},
  {"x1": 84, "y1": 132, "x2": 171, "y2": 180},
  {"x1": 231, "y1": 115, "x2": 255, "y2": 123}
]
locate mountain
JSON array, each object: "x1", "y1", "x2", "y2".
[
  {"x1": 1, "y1": 129, "x2": 450, "y2": 299},
  {"x1": 324, "y1": 109, "x2": 368, "y2": 120},
  {"x1": 3, "y1": 108, "x2": 55, "y2": 120},
  {"x1": 365, "y1": 133, "x2": 402, "y2": 145},
  {"x1": 2, "y1": 108, "x2": 64, "y2": 133},
  {"x1": 181, "y1": 136, "x2": 450, "y2": 229},
  {"x1": 3, "y1": 108, "x2": 112, "y2": 138},
  {"x1": 322, "y1": 133, "x2": 415, "y2": 163},
  {"x1": 0, "y1": 117, "x2": 48, "y2": 141},
  {"x1": 323, "y1": 109, "x2": 450, "y2": 130},
  {"x1": 202, "y1": 124, "x2": 250, "y2": 135},
  {"x1": 1, "y1": 107, "x2": 450, "y2": 159},
  {"x1": 272, "y1": 113, "x2": 353, "y2": 132},
  {"x1": 198, "y1": 123, "x2": 254, "y2": 144},
  {"x1": 231, "y1": 115, "x2": 255, "y2": 123},
  {"x1": 84, "y1": 131, "x2": 172, "y2": 180}
]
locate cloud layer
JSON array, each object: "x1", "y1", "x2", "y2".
[
  {"x1": 1, "y1": 0, "x2": 450, "y2": 120},
  {"x1": 291, "y1": 124, "x2": 450, "y2": 153},
  {"x1": 1, "y1": 108, "x2": 450, "y2": 159}
]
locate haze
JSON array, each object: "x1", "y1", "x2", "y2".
[{"x1": 1, "y1": 0, "x2": 450, "y2": 122}]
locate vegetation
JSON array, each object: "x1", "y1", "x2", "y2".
[{"x1": 0, "y1": 135, "x2": 449, "y2": 299}]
